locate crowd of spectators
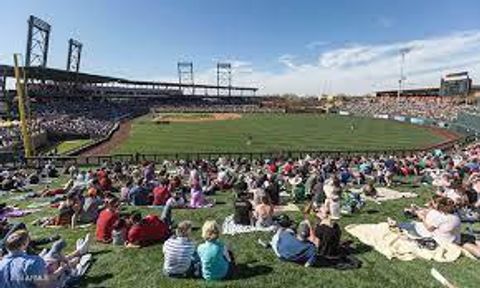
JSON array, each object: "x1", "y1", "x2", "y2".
[
  {"x1": 32, "y1": 99, "x2": 145, "y2": 138},
  {"x1": 0, "y1": 124, "x2": 23, "y2": 149},
  {"x1": 0, "y1": 99, "x2": 151, "y2": 150},
  {"x1": 339, "y1": 96, "x2": 465, "y2": 121},
  {"x1": 2, "y1": 138, "x2": 480, "y2": 285},
  {"x1": 153, "y1": 104, "x2": 284, "y2": 113}
]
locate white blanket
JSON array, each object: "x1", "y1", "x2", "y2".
[
  {"x1": 346, "y1": 222, "x2": 463, "y2": 262},
  {"x1": 350, "y1": 187, "x2": 417, "y2": 202},
  {"x1": 222, "y1": 215, "x2": 275, "y2": 235}
]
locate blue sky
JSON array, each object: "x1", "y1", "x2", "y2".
[{"x1": 1, "y1": 0, "x2": 479, "y2": 94}]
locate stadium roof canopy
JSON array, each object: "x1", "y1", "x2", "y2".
[
  {"x1": 0, "y1": 64, "x2": 121, "y2": 83},
  {"x1": 0, "y1": 64, "x2": 258, "y2": 92},
  {"x1": 115, "y1": 79, "x2": 258, "y2": 91}
]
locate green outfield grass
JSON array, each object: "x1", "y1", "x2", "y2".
[
  {"x1": 115, "y1": 114, "x2": 446, "y2": 154},
  {"x1": 6, "y1": 179, "x2": 479, "y2": 288},
  {"x1": 52, "y1": 139, "x2": 93, "y2": 155}
]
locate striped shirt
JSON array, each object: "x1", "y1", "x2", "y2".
[{"x1": 162, "y1": 236, "x2": 196, "y2": 275}]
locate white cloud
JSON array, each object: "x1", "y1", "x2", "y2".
[
  {"x1": 241, "y1": 30, "x2": 480, "y2": 95},
  {"x1": 278, "y1": 54, "x2": 298, "y2": 70},
  {"x1": 147, "y1": 30, "x2": 480, "y2": 96}
]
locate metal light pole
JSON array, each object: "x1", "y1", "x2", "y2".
[{"x1": 398, "y1": 48, "x2": 411, "y2": 101}]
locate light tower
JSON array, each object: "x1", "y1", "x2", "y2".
[
  {"x1": 177, "y1": 62, "x2": 194, "y2": 95},
  {"x1": 217, "y1": 62, "x2": 232, "y2": 96},
  {"x1": 25, "y1": 15, "x2": 51, "y2": 68},
  {"x1": 67, "y1": 39, "x2": 83, "y2": 72},
  {"x1": 397, "y1": 47, "x2": 412, "y2": 100}
]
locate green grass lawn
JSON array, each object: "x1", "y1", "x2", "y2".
[
  {"x1": 5, "y1": 179, "x2": 479, "y2": 288},
  {"x1": 115, "y1": 114, "x2": 446, "y2": 154},
  {"x1": 53, "y1": 139, "x2": 93, "y2": 155}
]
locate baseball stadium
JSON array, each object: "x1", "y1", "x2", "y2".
[{"x1": 1, "y1": 3, "x2": 480, "y2": 288}]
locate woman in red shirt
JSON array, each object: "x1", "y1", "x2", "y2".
[
  {"x1": 126, "y1": 212, "x2": 169, "y2": 247},
  {"x1": 153, "y1": 179, "x2": 170, "y2": 206},
  {"x1": 96, "y1": 198, "x2": 120, "y2": 243}
]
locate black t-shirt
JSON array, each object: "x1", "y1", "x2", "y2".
[
  {"x1": 233, "y1": 198, "x2": 253, "y2": 225},
  {"x1": 312, "y1": 183, "x2": 325, "y2": 205},
  {"x1": 315, "y1": 223, "x2": 341, "y2": 257},
  {"x1": 266, "y1": 182, "x2": 280, "y2": 205}
]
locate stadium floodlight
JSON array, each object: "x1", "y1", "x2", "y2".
[
  {"x1": 397, "y1": 47, "x2": 412, "y2": 100},
  {"x1": 67, "y1": 39, "x2": 83, "y2": 73},
  {"x1": 217, "y1": 62, "x2": 232, "y2": 96},
  {"x1": 25, "y1": 15, "x2": 51, "y2": 68},
  {"x1": 177, "y1": 62, "x2": 194, "y2": 95}
]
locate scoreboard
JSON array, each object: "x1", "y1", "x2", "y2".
[{"x1": 440, "y1": 71, "x2": 471, "y2": 96}]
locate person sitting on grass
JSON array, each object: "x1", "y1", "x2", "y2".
[
  {"x1": 126, "y1": 212, "x2": 170, "y2": 248},
  {"x1": 362, "y1": 180, "x2": 377, "y2": 197},
  {"x1": 165, "y1": 186, "x2": 187, "y2": 208},
  {"x1": 128, "y1": 178, "x2": 151, "y2": 206},
  {"x1": 96, "y1": 197, "x2": 120, "y2": 243},
  {"x1": 77, "y1": 188, "x2": 103, "y2": 224},
  {"x1": 111, "y1": 219, "x2": 127, "y2": 246},
  {"x1": 323, "y1": 176, "x2": 342, "y2": 220},
  {"x1": 190, "y1": 182, "x2": 213, "y2": 209},
  {"x1": 34, "y1": 192, "x2": 82, "y2": 228},
  {"x1": 152, "y1": 178, "x2": 170, "y2": 206},
  {"x1": 258, "y1": 215, "x2": 317, "y2": 267},
  {"x1": 40, "y1": 235, "x2": 91, "y2": 287},
  {"x1": 197, "y1": 220, "x2": 235, "y2": 281},
  {"x1": 0, "y1": 230, "x2": 67, "y2": 288},
  {"x1": 119, "y1": 179, "x2": 132, "y2": 203},
  {"x1": 233, "y1": 190, "x2": 253, "y2": 226},
  {"x1": 311, "y1": 177, "x2": 326, "y2": 210},
  {"x1": 310, "y1": 208, "x2": 345, "y2": 265},
  {"x1": 265, "y1": 173, "x2": 280, "y2": 205},
  {"x1": 403, "y1": 196, "x2": 461, "y2": 244},
  {"x1": 254, "y1": 195, "x2": 274, "y2": 228},
  {"x1": 0, "y1": 219, "x2": 63, "y2": 257},
  {"x1": 290, "y1": 174, "x2": 306, "y2": 203},
  {"x1": 163, "y1": 221, "x2": 199, "y2": 278}
]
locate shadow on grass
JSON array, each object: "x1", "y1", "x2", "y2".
[
  {"x1": 365, "y1": 209, "x2": 380, "y2": 214},
  {"x1": 351, "y1": 243, "x2": 373, "y2": 255},
  {"x1": 230, "y1": 264, "x2": 273, "y2": 280}
]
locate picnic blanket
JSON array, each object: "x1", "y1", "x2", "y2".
[
  {"x1": 350, "y1": 187, "x2": 417, "y2": 202},
  {"x1": 222, "y1": 215, "x2": 275, "y2": 235},
  {"x1": 346, "y1": 222, "x2": 463, "y2": 262},
  {"x1": 273, "y1": 203, "x2": 300, "y2": 213}
]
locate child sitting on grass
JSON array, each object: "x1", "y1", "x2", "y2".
[{"x1": 112, "y1": 219, "x2": 127, "y2": 246}]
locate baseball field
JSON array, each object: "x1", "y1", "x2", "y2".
[{"x1": 114, "y1": 113, "x2": 453, "y2": 155}]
